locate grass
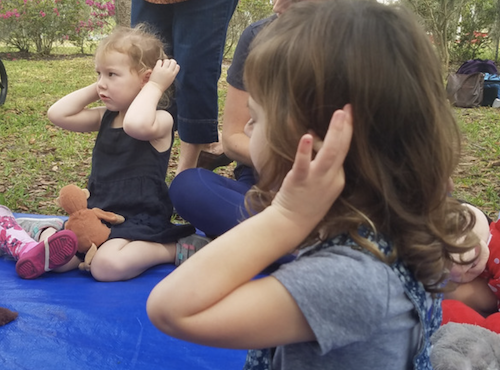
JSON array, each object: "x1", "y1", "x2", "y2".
[
  {"x1": 453, "y1": 107, "x2": 500, "y2": 218},
  {"x1": 0, "y1": 53, "x2": 232, "y2": 215},
  {"x1": 1, "y1": 53, "x2": 500, "y2": 219}
]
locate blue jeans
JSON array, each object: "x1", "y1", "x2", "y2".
[
  {"x1": 169, "y1": 167, "x2": 256, "y2": 237},
  {"x1": 131, "y1": 0, "x2": 238, "y2": 144}
]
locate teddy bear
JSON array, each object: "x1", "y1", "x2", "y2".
[
  {"x1": 431, "y1": 320, "x2": 500, "y2": 369},
  {"x1": 56, "y1": 184, "x2": 125, "y2": 271}
]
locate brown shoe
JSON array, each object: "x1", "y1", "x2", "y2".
[{"x1": 196, "y1": 151, "x2": 233, "y2": 171}]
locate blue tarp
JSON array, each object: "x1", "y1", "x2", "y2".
[{"x1": 0, "y1": 214, "x2": 247, "y2": 370}]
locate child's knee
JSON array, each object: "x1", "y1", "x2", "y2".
[{"x1": 90, "y1": 254, "x2": 127, "y2": 281}]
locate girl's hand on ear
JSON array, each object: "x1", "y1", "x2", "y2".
[
  {"x1": 149, "y1": 59, "x2": 180, "y2": 93},
  {"x1": 272, "y1": 105, "x2": 353, "y2": 231}
]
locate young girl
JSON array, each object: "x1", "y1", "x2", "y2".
[
  {"x1": 145, "y1": 1, "x2": 479, "y2": 368},
  {"x1": 446, "y1": 203, "x2": 499, "y2": 315},
  {"x1": 47, "y1": 25, "x2": 208, "y2": 282}
]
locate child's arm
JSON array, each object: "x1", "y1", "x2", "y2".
[
  {"x1": 444, "y1": 277, "x2": 498, "y2": 317},
  {"x1": 147, "y1": 106, "x2": 353, "y2": 349},
  {"x1": 123, "y1": 59, "x2": 179, "y2": 141},
  {"x1": 47, "y1": 83, "x2": 104, "y2": 132}
]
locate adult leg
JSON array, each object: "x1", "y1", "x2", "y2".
[
  {"x1": 173, "y1": 0, "x2": 239, "y2": 173},
  {"x1": 170, "y1": 168, "x2": 253, "y2": 237},
  {"x1": 131, "y1": 0, "x2": 178, "y2": 128},
  {"x1": 131, "y1": 0, "x2": 173, "y2": 52},
  {"x1": 170, "y1": 169, "x2": 296, "y2": 267}
]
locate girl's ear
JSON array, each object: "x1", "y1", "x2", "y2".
[{"x1": 142, "y1": 69, "x2": 152, "y2": 86}]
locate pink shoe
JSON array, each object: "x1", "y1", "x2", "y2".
[{"x1": 15, "y1": 230, "x2": 78, "y2": 279}]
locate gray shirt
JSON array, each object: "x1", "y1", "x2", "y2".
[{"x1": 272, "y1": 244, "x2": 422, "y2": 369}]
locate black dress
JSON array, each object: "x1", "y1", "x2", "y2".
[{"x1": 87, "y1": 110, "x2": 195, "y2": 243}]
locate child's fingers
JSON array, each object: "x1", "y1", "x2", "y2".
[
  {"x1": 163, "y1": 59, "x2": 179, "y2": 74},
  {"x1": 156, "y1": 59, "x2": 176, "y2": 68},
  {"x1": 314, "y1": 105, "x2": 352, "y2": 174},
  {"x1": 289, "y1": 105, "x2": 352, "y2": 184},
  {"x1": 166, "y1": 59, "x2": 176, "y2": 69},
  {"x1": 290, "y1": 134, "x2": 314, "y2": 182},
  {"x1": 171, "y1": 61, "x2": 180, "y2": 74}
]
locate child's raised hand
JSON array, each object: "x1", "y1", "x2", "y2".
[
  {"x1": 148, "y1": 59, "x2": 180, "y2": 93},
  {"x1": 271, "y1": 105, "x2": 353, "y2": 231}
]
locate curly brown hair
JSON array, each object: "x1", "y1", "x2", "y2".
[{"x1": 243, "y1": 0, "x2": 478, "y2": 292}]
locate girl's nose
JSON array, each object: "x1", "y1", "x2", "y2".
[{"x1": 97, "y1": 76, "x2": 106, "y2": 89}]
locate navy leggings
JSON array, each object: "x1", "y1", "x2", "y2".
[{"x1": 169, "y1": 167, "x2": 255, "y2": 237}]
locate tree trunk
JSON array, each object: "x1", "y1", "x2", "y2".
[{"x1": 115, "y1": 0, "x2": 132, "y2": 27}]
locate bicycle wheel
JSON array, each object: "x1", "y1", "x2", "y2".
[{"x1": 0, "y1": 59, "x2": 8, "y2": 105}]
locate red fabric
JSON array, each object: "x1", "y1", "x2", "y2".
[
  {"x1": 481, "y1": 220, "x2": 500, "y2": 305},
  {"x1": 441, "y1": 299, "x2": 500, "y2": 333}
]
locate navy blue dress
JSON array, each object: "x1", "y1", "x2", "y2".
[{"x1": 87, "y1": 110, "x2": 195, "y2": 243}]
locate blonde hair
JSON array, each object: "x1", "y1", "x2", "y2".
[
  {"x1": 244, "y1": 0, "x2": 478, "y2": 292},
  {"x1": 96, "y1": 24, "x2": 167, "y2": 74}
]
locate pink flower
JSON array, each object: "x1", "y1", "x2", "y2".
[{"x1": 40, "y1": 10, "x2": 45, "y2": 17}]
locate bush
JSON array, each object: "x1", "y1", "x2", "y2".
[
  {"x1": 0, "y1": 0, "x2": 115, "y2": 55},
  {"x1": 450, "y1": 0, "x2": 497, "y2": 64},
  {"x1": 67, "y1": 0, "x2": 116, "y2": 53}
]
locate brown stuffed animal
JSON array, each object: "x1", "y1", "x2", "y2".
[
  {"x1": 56, "y1": 184, "x2": 125, "y2": 271},
  {"x1": 0, "y1": 307, "x2": 18, "y2": 326}
]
